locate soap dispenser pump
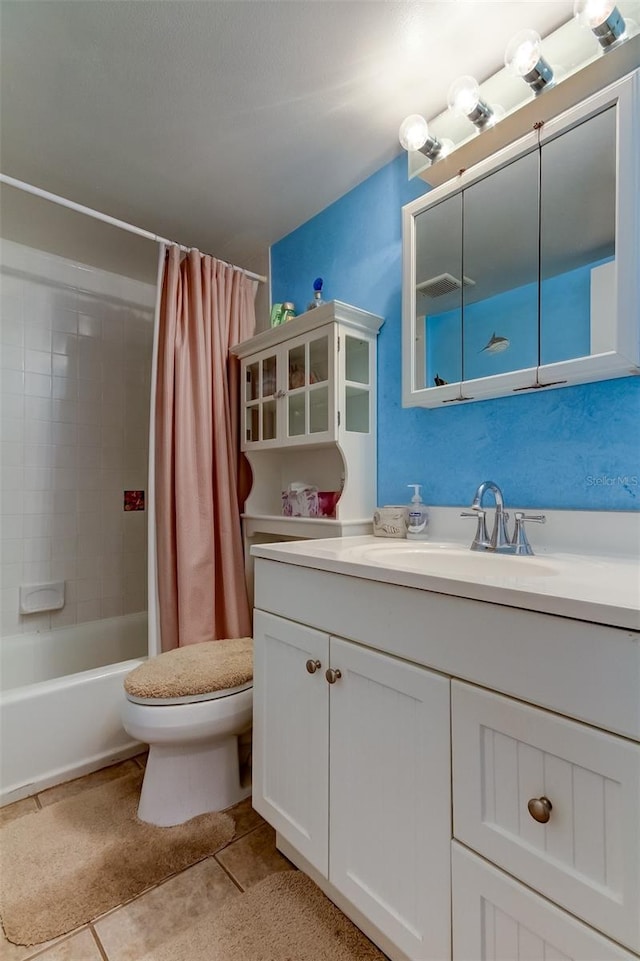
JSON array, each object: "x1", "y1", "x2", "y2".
[{"x1": 407, "y1": 484, "x2": 429, "y2": 540}]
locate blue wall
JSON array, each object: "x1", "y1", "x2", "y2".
[{"x1": 271, "y1": 154, "x2": 639, "y2": 511}]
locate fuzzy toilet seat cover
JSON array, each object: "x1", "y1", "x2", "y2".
[{"x1": 124, "y1": 637, "x2": 253, "y2": 700}]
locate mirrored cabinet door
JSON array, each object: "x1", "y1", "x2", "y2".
[
  {"x1": 540, "y1": 106, "x2": 616, "y2": 367},
  {"x1": 414, "y1": 193, "x2": 462, "y2": 393},
  {"x1": 462, "y1": 149, "x2": 539, "y2": 390}
]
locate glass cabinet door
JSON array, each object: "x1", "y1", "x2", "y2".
[
  {"x1": 286, "y1": 333, "x2": 331, "y2": 439},
  {"x1": 344, "y1": 335, "x2": 370, "y2": 433},
  {"x1": 244, "y1": 351, "x2": 278, "y2": 444}
]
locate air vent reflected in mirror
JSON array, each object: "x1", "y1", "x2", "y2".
[{"x1": 416, "y1": 272, "x2": 476, "y2": 298}]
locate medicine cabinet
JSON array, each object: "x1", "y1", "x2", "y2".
[{"x1": 402, "y1": 69, "x2": 639, "y2": 408}]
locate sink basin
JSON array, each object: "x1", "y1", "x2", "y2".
[{"x1": 343, "y1": 542, "x2": 558, "y2": 579}]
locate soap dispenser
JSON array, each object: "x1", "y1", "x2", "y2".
[{"x1": 406, "y1": 484, "x2": 429, "y2": 540}]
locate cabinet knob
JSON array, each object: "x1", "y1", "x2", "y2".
[
  {"x1": 325, "y1": 668, "x2": 342, "y2": 684},
  {"x1": 305, "y1": 659, "x2": 321, "y2": 674},
  {"x1": 527, "y1": 796, "x2": 553, "y2": 823},
  {"x1": 275, "y1": 389, "x2": 287, "y2": 399}
]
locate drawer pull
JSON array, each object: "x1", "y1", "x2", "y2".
[
  {"x1": 325, "y1": 668, "x2": 342, "y2": 684},
  {"x1": 305, "y1": 659, "x2": 321, "y2": 674},
  {"x1": 527, "y1": 796, "x2": 553, "y2": 823}
]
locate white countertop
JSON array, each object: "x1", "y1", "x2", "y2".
[{"x1": 251, "y1": 534, "x2": 640, "y2": 631}]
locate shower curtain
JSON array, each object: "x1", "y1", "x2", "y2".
[{"x1": 155, "y1": 246, "x2": 256, "y2": 650}]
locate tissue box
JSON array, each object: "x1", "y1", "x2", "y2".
[{"x1": 282, "y1": 486, "x2": 319, "y2": 517}]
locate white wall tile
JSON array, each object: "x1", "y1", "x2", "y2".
[
  {"x1": 77, "y1": 598, "x2": 101, "y2": 623},
  {"x1": 23, "y1": 490, "x2": 53, "y2": 514},
  {"x1": 1, "y1": 369, "x2": 25, "y2": 394},
  {"x1": 23, "y1": 537, "x2": 52, "y2": 563},
  {"x1": 24, "y1": 444, "x2": 54, "y2": 467},
  {"x1": 1, "y1": 562, "x2": 23, "y2": 589},
  {"x1": 1, "y1": 555, "x2": 23, "y2": 579},
  {"x1": 101, "y1": 596, "x2": 123, "y2": 619},
  {"x1": 25, "y1": 349, "x2": 52, "y2": 375},
  {"x1": 1, "y1": 418, "x2": 24, "y2": 443},
  {"x1": 25, "y1": 372, "x2": 52, "y2": 398},
  {"x1": 25, "y1": 323, "x2": 52, "y2": 353},
  {"x1": 1, "y1": 442, "x2": 24, "y2": 466},
  {"x1": 52, "y1": 308, "x2": 78, "y2": 333},
  {"x1": 0, "y1": 515, "x2": 23, "y2": 539},
  {"x1": 25, "y1": 395, "x2": 52, "y2": 421},
  {"x1": 53, "y1": 492, "x2": 77, "y2": 516},
  {"x1": 1, "y1": 345, "x2": 24, "y2": 371},
  {"x1": 1, "y1": 240, "x2": 153, "y2": 638},
  {"x1": 24, "y1": 467, "x2": 52, "y2": 490},
  {"x1": 23, "y1": 513, "x2": 53, "y2": 538},
  {"x1": 50, "y1": 602, "x2": 78, "y2": 628},
  {"x1": 0, "y1": 319, "x2": 24, "y2": 347}
]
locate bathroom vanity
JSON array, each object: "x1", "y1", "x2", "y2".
[{"x1": 251, "y1": 523, "x2": 640, "y2": 961}]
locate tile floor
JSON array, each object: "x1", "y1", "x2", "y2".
[{"x1": 0, "y1": 755, "x2": 296, "y2": 961}]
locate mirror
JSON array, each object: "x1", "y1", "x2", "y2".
[
  {"x1": 403, "y1": 72, "x2": 639, "y2": 407},
  {"x1": 540, "y1": 106, "x2": 616, "y2": 365}
]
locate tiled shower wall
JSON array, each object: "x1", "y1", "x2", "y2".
[{"x1": 0, "y1": 239, "x2": 156, "y2": 637}]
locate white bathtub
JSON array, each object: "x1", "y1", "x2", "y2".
[{"x1": 0, "y1": 613, "x2": 148, "y2": 805}]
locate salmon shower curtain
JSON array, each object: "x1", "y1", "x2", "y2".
[{"x1": 155, "y1": 247, "x2": 255, "y2": 650}]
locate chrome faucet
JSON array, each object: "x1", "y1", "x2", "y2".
[{"x1": 461, "y1": 481, "x2": 545, "y2": 554}]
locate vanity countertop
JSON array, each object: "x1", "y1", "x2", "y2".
[{"x1": 251, "y1": 535, "x2": 640, "y2": 632}]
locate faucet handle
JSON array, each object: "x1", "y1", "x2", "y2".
[
  {"x1": 511, "y1": 512, "x2": 546, "y2": 555},
  {"x1": 461, "y1": 510, "x2": 490, "y2": 551}
]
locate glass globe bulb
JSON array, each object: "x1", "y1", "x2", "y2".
[
  {"x1": 505, "y1": 29, "x2": 542, "y2": 77},
  {"x1": 447, "y1": 76, "x2": 480, "y2": 117},
  {"x1": 398, "y1": 114, "x2": 430, "y2": 152},
  {"x1": 574, "y1": 0, "x2": 616, "y2": 28}
]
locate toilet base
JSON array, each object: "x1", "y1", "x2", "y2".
[{"x1": 137, "y1": 736, "x2": 251, "y2": 826}]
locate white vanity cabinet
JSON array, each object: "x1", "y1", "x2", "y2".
[
  {"x1": 252, "y1": 546, "x2": 640, "y2": 961},
  {"x1": 252, "y1": 609, "x2": 451, "y2": 961}
]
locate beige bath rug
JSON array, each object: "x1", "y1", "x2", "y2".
[
  {"x1": 138, "y1": 871, "x2": 387, "y2": 961},
  {"x1": 0, "y1": 771, "x2": 235, "y2": 946}
]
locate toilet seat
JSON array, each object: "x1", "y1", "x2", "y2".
[
  {"x1": 124, "y1": 636, "x2": 253, "y2": 704},
  {"x1": 125, "y1": 679, "x2": 253, "y2": 707}
]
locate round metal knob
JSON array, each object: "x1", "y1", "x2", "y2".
[
  {"x1": 325, "y1": 668, "x2": 342, "y2": 684},
  {"x1": 527, "y1": 796, "x2": 553, "y2": 823},
  {"x1": 305, "y1": 659, "x2": 321, "y2": 674}
]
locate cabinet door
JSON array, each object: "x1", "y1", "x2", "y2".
[
  {"x1": 252, "y1": 610, "x2": 329, "y2": 874},
  {"x1": 284, "y1": 327, "x2": 335, "y2": 445},
  {"x1": 452, "y1": 843, "x2": 637, "y2": 961},
  {"x1": 328, "y1": 636, "x2": 451, "y2": 961},
  {"x1": 242, "y1": 348, "x2": 280, "y2": 448}
]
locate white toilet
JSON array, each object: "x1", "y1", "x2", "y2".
[{"x1": 121, "y1": 636, "x2": 253, "y2": 826}]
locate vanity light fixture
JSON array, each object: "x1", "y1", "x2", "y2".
[
  {"x1": 574, "y1": 0, "x2": 627, "y2": 49},
  {"x1": 504, "y1": 29, "x2": 555, "y2": 93},
  {"x1": 447, "y1": 75, "x2": 495, "y2": 129},
  {"x1": 398, "y1": 114, "x2": 447, "y2": 160}
]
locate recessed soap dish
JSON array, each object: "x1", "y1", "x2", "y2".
[{"x1": 19, "y1": 581, "x2": 65, "y2": 614}]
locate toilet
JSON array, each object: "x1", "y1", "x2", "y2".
[{"x1": 122, "y1": 636, "x2": 253, "y2": 826}]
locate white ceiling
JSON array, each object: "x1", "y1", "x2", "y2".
[{"x1": 0, "y1": 1, "x2": 574, "y2": 281}]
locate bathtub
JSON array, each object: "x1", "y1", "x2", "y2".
[{"x1": 0, "y1": 612, "x2": 148, "y2": 805}]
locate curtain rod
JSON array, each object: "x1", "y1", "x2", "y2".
[{"x1": 0, "y1": 173, "x2": 267, "y2": 284}]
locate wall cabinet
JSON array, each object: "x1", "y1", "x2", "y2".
[
  {"x1": 231, "y1": 302, "x2": 384, "y2": 595},
  {"x1": 402, "y1": 69, "x2": 639, "y2": 407},
  {"x1": 252, "y1": 609, "x2": 451, "y2": 961},
  {"x1": 252, "y1": 553, "x2": 640, "y2": 961}
]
